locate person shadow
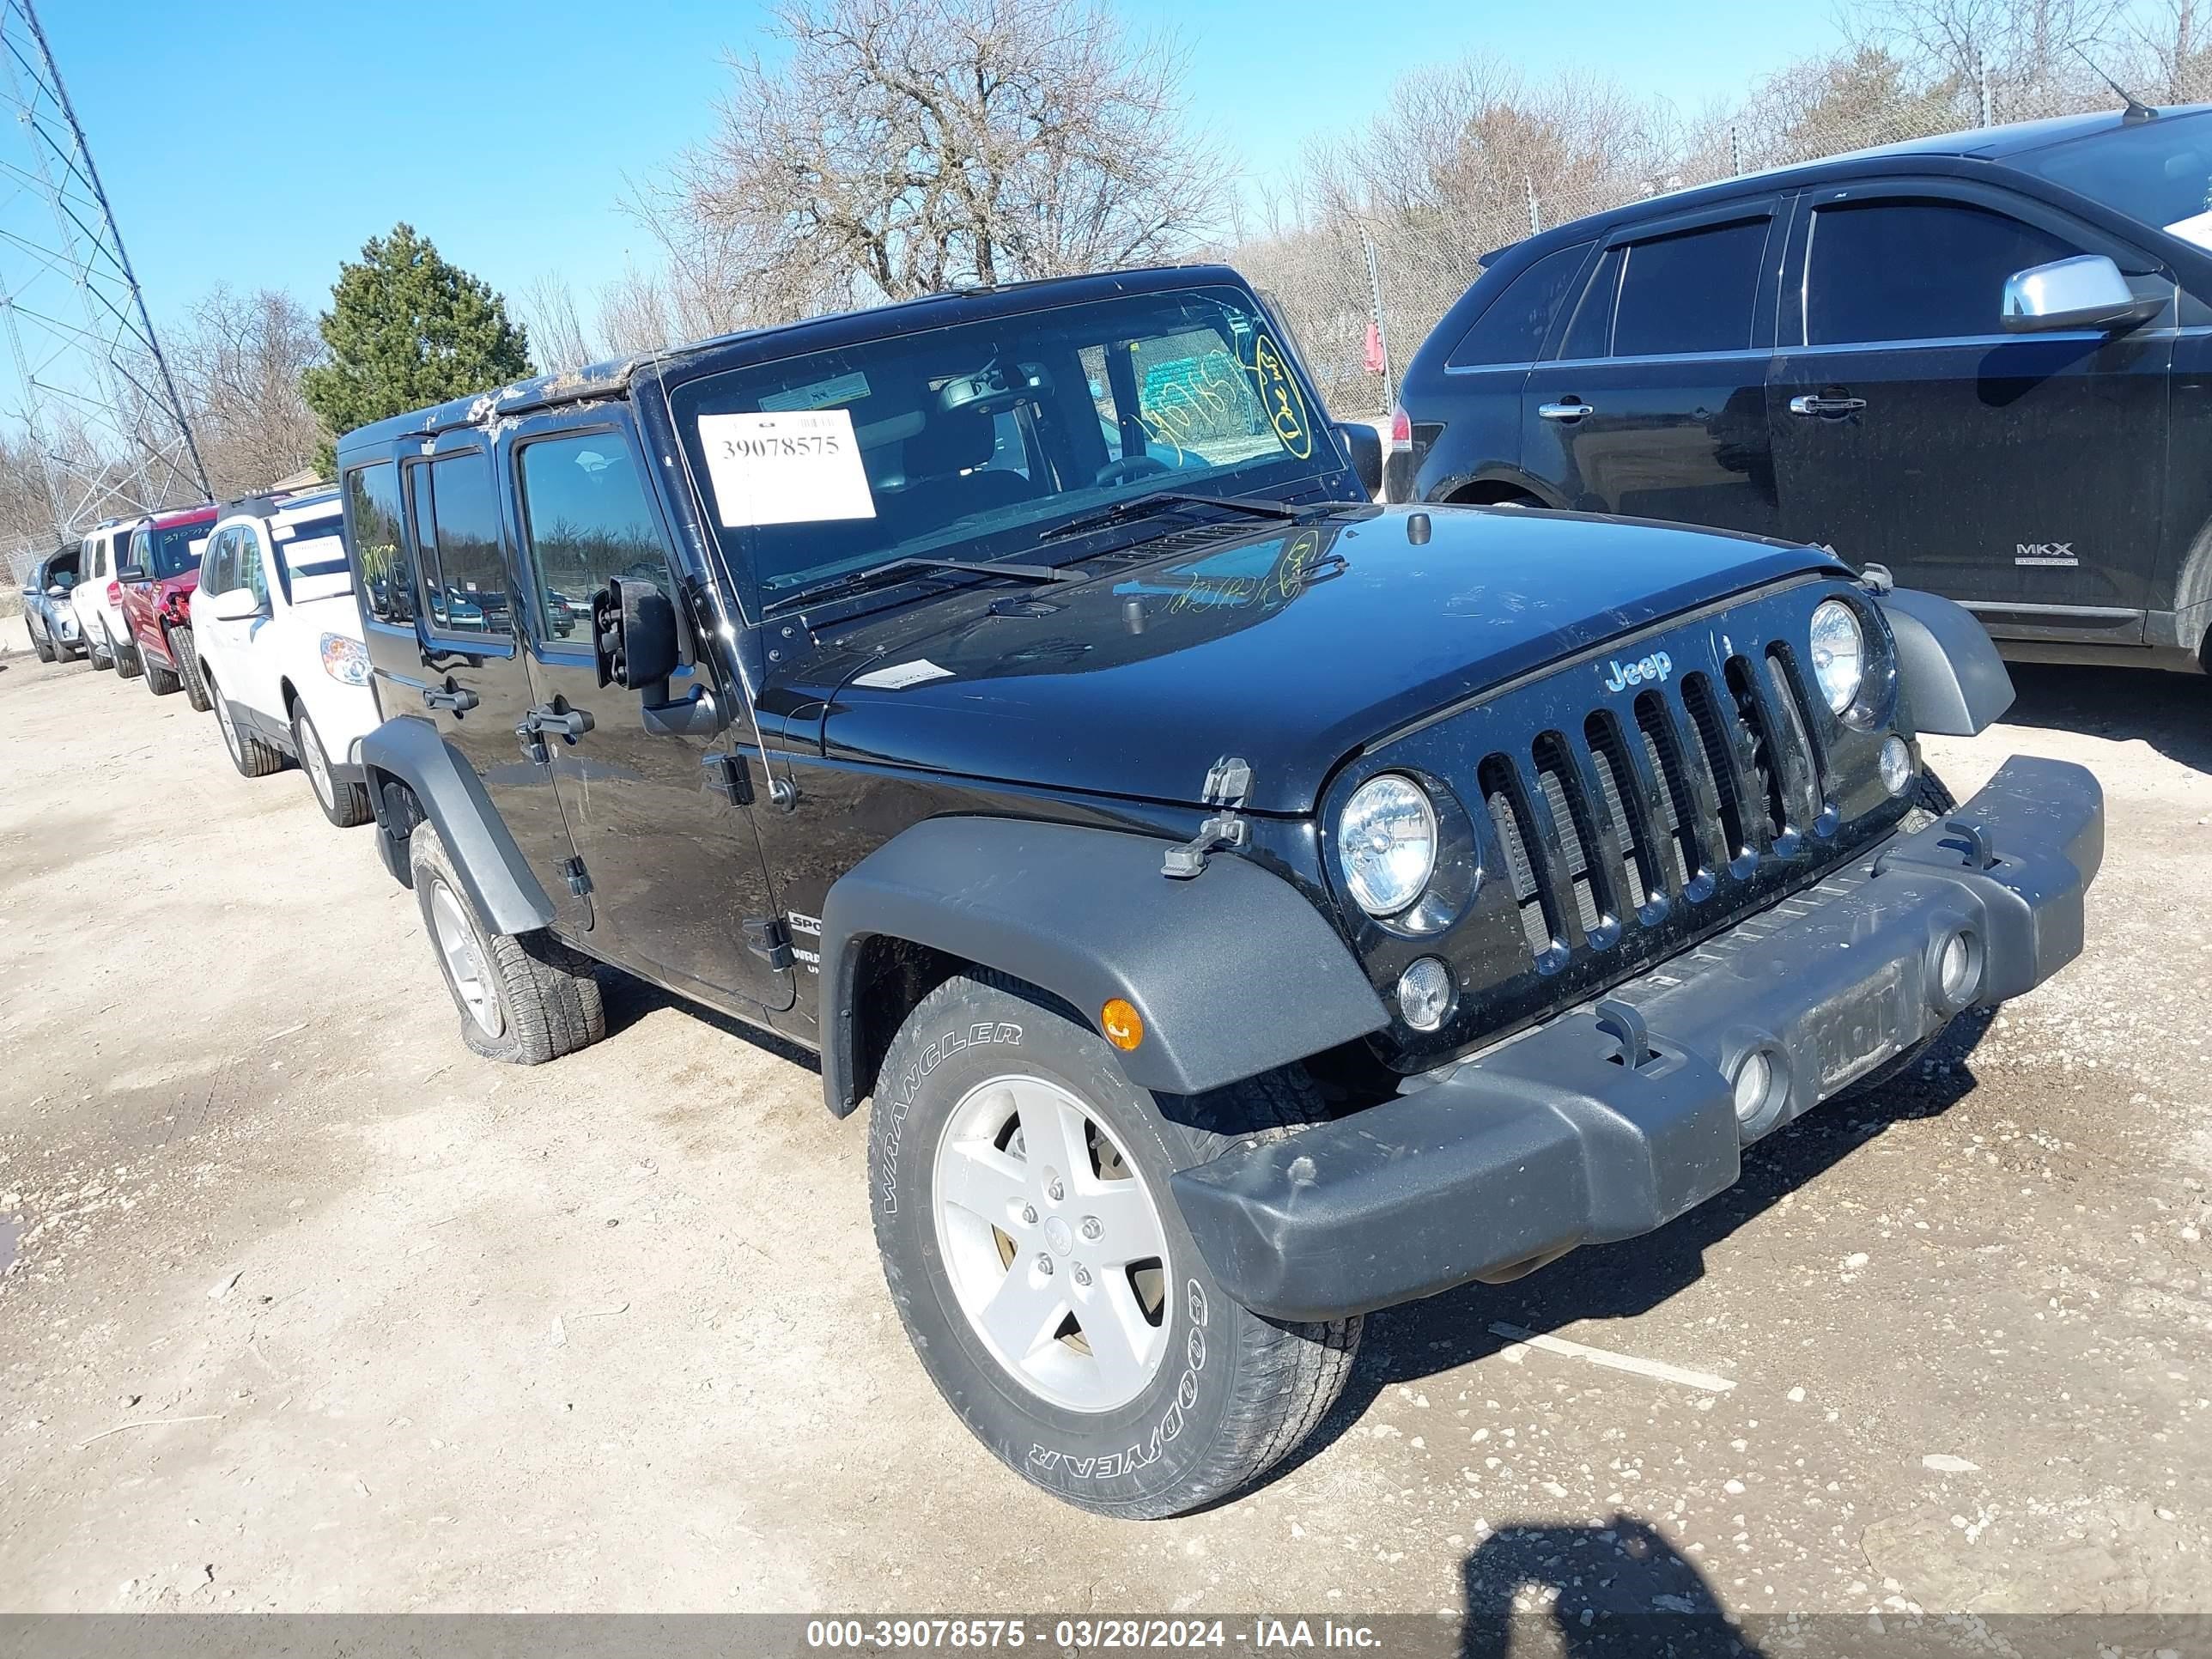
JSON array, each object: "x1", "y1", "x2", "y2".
[{"x1": 1459, "y1": 1515, "x2": 1767, "y2": 1657}]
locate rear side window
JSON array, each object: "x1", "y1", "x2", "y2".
[
  {"x1": 1449, "y1": 242, "x2": 1594, "y2": 368},
  {"x1": 515, "y1": 431, "x2": 674, "y2": 641},
  {"x1": 1806, "y1": 200, "x2": 2084, "y2": 345},
  {"x1": 348, "y1": 463, "x2": 413, "y2": 625},
  {"x1": 412, "y1": 452, "x2": 507, "y2": 636},
  {"x1": 1613, "y1": 219, "x2": 1769, "y2": 356}
]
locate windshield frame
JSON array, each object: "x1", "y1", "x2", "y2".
[{"x1": 659, "y1": 281, "x2": 1360, "y2": 623}]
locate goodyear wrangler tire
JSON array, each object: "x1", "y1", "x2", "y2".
[{"x1": 869, "y1": 970, "x2": 1360, "y2": 1519}]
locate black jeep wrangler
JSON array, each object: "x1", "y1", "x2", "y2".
[{"x1": 336, "y1": 264, "x2": 2102, "y2": 1518}]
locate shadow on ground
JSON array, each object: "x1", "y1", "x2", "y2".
[
  {"x1": 599, "y1": 969, "x2": 821, "y2": 1074},
  {"x1": 1458, "y1": 1514, "x2": 1766, "y2": 1657},
  {"x1": 1999, "y1": 662, "x2": 2211, "y2": 775}
]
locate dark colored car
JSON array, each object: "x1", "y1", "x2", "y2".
[
  {"x1": 118, "y1": 505, "x2": 216, "y2": 703},
  {"x1": 335, "y1": 264, "x2": 2100, "y2": 1519},
  {"x1": 1388, "y1": 105, "x2": 2212, "y2": 676},
  {"x1": 20, "y1": 544, "x2": 84, "y2": 662}
]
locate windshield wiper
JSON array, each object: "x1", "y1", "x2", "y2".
[
  {"x1": 769, "y1": 554, "x2": 1084, "y2": 613},
  {"x1": 1038, "y1": 490, "x2": 1307, "y2": 544}
]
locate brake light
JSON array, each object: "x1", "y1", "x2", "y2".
[
  {"x1": 106, "y1": 580, "x2": 120, "y2": 605},
  {"x1": 1389, "y1": 404, "x2": 1412, "y2": 453}
]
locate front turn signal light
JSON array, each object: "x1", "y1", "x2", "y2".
[{"x1": 1101, "y1": 998, "x2": 1144, "y2": 1051}]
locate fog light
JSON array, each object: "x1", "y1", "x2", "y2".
[
  {"x1": 1880, "y1": 735, "x2": 1913, "y2": 796},
  {"x1": 1396, "y1": 957, "x2": 1455, "y2": 1032},
  {"x1": 1731, "y1": 1050, "x2": 1773, "y2": 1124},
  {"x1": 1934, "y1": 929, "x2": 1983, "y2": 1011}
]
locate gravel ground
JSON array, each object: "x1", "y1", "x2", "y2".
[{"x1": 0, "y1": 612, "x2": 2208, "y2": 1624}]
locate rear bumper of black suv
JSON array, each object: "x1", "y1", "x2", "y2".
[{"x1": 1170, "y1": 756, "x2": 2103, "y2": 1323}]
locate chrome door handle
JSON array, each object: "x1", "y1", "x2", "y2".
[
  {"x1": 1537, "y1": 401, "x2": 1595, "y2": 422},
  {"x1": 1789, "y1": 394, "x2": 1867, "y2": 417}
]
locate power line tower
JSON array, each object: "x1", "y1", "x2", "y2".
[{"x1": 0, "y1": 0, "x2": 208, "y2": 570}]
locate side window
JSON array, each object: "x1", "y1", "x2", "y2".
[
  {"x1": 239, "y1": 529, "x2": 269, "y2": 609},
  {"x1": 1806, "y1": 200, "x2": 2084, "y2": 345},
  {"x1": 346, "y1": 462, "x2": 413, "y2": 624},
  {"x1": 1449, "y1": 241, "x2": 1593, "y2": 368},
  {"x1": 515, "y1": 431, "x2": 674, "y2": 645},
  {"x1": 1556, "y1": 247, "x2": 1624, "y2": 361},
  {"x1": 1613, "y1": 219, "x2": 1769, "y2": 356},
  {"x1": 416, "y1": 451, "x2": 507, "y2": 636}
]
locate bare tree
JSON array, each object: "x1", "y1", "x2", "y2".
[
  {"x1": 1843, "y1": 0, "x2": 2129, "y2": 92},
  {"x1": 520, "y1": 273, "x2": 600, "y2": 374},
  {"x1": 170, "y1": 286, "x2": 328, "y2": 495},
  {"x1": 642, "y1": 0, "x2": 1229, "y2": 318}
]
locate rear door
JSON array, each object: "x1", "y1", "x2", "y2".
[
  {"x1": 1769, "y1": 180, "x2": 2172, "y2": 639},
  {"x1": 502, "y1": 414, "x2": 793, "y2": 1012},
  {"x1": 402, "y1": 434, "x2": 588, "y2": 937},
  {"x1": 1524, "y1": 200, "x2": 1784, "y2": 537},
  {"x1": 1423, "y1": 239, "x2": 1594, "y2": 497}
]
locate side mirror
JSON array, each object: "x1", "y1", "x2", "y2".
[
  {"x1": 117, "y1": 563, "x2": 148, "y2": 584},
  {"x1": 593, "y1": 577, "x2": 679, "y2": 693},
  {"x1": 1335, "y1": 420, "x2": 1383, "y2": 497},
  {"x1": 2002, "y1": 254, "x2": 2162, "y2": 333},
  {"x1": 207, "y1": 586, "x2": 264, "y2": 623},
  {"x1": 46, "y1": 583, "x2": 68, "y2": 599}
]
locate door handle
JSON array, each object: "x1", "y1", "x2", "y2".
[
  {"x1": 1789, "y1": 394, "x2": 1868, "y2": 417},
  {"x1": 422, "y1": 684, "x2": 478, "y2": 714},
  {"x1": 519, "y1": 703, "x2": 595, "y2": 740},
  {"x1": 1537, "y1": 400, "x2": 1595, "y2": 422}
]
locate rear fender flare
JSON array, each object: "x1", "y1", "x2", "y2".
[
  {"x1": 358, "y1": 714, "x2": 554, "y2": 935},
  {"x1": 817, "y1": 817, "x2": 1390, "y2": 1116}
]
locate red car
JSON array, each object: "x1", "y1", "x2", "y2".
[{"x1": 118, "y1": 505, "x2": 217, "y2": 710}]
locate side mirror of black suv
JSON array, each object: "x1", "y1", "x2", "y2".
[
  {"x1": 593, "y1": 577, "x2": 679, "y2": 695},
  {"x1": 2001, "y1": 253, "x2": 2163, "y2": 334}
]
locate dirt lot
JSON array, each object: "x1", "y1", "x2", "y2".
[{"x1": 1, "y1": 611, "x2": 2208, "y2": 1623}]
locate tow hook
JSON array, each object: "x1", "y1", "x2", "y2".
[{"x1": 1162, "y1": 757, "x2": 1254, "y2": 879}]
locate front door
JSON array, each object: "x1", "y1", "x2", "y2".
[
  {"x1": 1769, "y1": 185, "x2": 2172, "y2": 642},
  {"x1": 502, "y1": 417, "x2": 793, "y2": 1013},
  {"x1": 400, "y1": 437, "x2": 587, "y2": 936},
  {"x1": 1522, "y1": 204, "x2": 1783, "y2": 538}
]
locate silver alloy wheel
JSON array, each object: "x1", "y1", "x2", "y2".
[
  {"x1": 428, "y1": 880, "x2": 501, "y2": 1037},
  {"x1": 932, "y1": 1073, "x2": 1172, "y2": 1413},
  {"x1": 300, "y1": 714, "x2": 333, "y2": 808}
]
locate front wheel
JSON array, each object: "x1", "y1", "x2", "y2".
[
  {"x1": 31, "y1": 624, "x2": 55, "y2": 664},
  {"x1": 171, "y1": 626, "x2": 212, "y2": 712},
  {"x1": 1905, "y1": 764, "x2": 1957, "y2": 833},
  {"x1": 870, "y1": 971, "x2": 1360, "y2": 1519}
]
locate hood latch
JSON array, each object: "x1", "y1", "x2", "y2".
[{"x1": 1162, "y1": 757, "x2": 1254, "y2": 879}]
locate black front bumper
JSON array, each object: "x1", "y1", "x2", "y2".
[{"x1": 1170, "y1": 756, "x2": 2104, "y2": 1322}]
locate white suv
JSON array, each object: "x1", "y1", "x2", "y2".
[
  {"x1": 70, "y1": 519, "x2": 143, "y2": 675},
  {"x1": 189, "y1": 489, "x2": 380, "y2": 827}
]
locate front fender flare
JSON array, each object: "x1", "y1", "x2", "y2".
[
  {"x1": 358, "y1": 714, "x2": 555, "y2": 936},
  {"x1": 818, "y1": 817, "x2": 1390, "y2": 1115},
  {"x1": 1877, "y1": 586, "x2": 2015, "y2": 736}
]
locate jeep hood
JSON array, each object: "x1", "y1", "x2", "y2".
[{"x1": 809, "y1": 505, "x2": 1842, "y2": 814}]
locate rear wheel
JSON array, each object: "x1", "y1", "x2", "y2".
[
  {"x1": 112, "y1": 627, "x2": 142, "y2": 680},
  {"x1": 210, "y1": 674, "x2": 287, "y2": 778},
  {"x1": 88, "y1": 626, "x2": 112, "y2": 671},
  {"x1": 171, "y1": 626, "x2": 212, "y2": 712},
  {"x1": 409, "y1": 823, "x2": 605, "y2": 1064},
  {"x1": 293, "y1": 701, "x2": 372, "y2": 828},
  {"x1": 143, "y1": 641, "x2": 181, "y2": 696},
  {"x1": 870, "y1": 971, "x2": 1361, "y2": 1519}
]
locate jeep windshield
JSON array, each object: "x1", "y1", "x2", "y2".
[
  {"x1": 665, "y1": 284, "x2": 1347, "y2": 616},
  {"x1": 2012, "y1": 109, "x2": 2212, "y2": 246}
]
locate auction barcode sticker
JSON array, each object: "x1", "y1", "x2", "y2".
[{"x1": 698, "y1": 408, "x2": 877, "y2": 528}]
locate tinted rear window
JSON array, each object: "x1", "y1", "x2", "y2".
[
  {"x1": 1613, "y1": 219, "x2": 1768, "y2": 356},
  {"x1": 1448, "y1": 242, "x2": 1591, "y2": 368}
]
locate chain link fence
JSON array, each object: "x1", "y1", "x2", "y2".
[{"x1": 1244, "y1": 65, "x2": 2212, "y2": 418}]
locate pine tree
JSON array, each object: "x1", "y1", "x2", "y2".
[{"x1": 301, "y1": 223, "x2": 532, "y2": 472}]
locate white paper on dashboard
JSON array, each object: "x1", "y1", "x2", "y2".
[
  {"x1": 2166, "y1": 209, "x2": 2212, "y2": 252},
  {"x1": 852, "y1": 658, "x2": 954, "y2": 690},
  {"x1": 697, "y1": 408, "x2": 876, "y2": 527}
]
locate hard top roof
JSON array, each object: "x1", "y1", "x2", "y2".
[{"x1": 335, "y1": 263, "x2": 1250, "y2": 454}]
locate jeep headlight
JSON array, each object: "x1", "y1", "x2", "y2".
[
  {"x1": 1808, "y1": 599, "x2": 1865, "y2": 714},
  {"x1": 320, "y1": 632, "x2": 372, "y2": 686},
  {"x1": 1338, "y1": 775, "x2": 1437, "y2": 918}
]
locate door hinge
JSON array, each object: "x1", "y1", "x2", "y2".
[
  {"x1": 1162, "y1": 756, "x2": 1255, "y2": 879},
  {"x1": 702, "y1": 750, "x2": 754, "y2": 805},
  {"x1": 561, "y1": 856, "x2": 592, "y2": 897},
  {"x1": 742, "y1": 915, "x2": 794, "y2": 970}
]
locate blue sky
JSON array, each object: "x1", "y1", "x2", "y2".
[{"x1": 46, "y1": 0, "x2": 1844, "y2": 341}]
